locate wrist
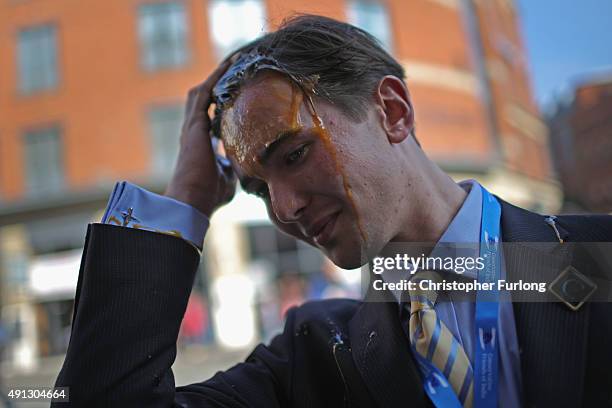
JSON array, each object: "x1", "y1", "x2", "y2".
[{"x1": 165, "y1": 185, "x2": 215, "y2": 218}]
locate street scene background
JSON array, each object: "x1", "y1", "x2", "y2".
[{"x1": 1, "y1": 0, "x2": 611, "y2": 406}]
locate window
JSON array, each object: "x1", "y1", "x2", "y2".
[
  {"x1": 148, "y1": 105, "x2": 183, "y2": 176},
  {"x1": 208, "y1": 0, "x2": 266, "y2": 60},
  {"x1": 23, "y1": 126, "x2": 64, "y2": 195},
  {"x1": 138, "y1": 2, "x2": 189, "y2": 71},
  {"x1": 247, "y1": 224, "x2": 324, "y2": 276},
  {"x1": 347, "y1": 0, "x2": 393, "y2": 52},
  {"x1": 17, "y1": 24, "x2": 58, "y2": 94}
]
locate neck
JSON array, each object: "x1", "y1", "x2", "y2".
[{"x1": 393, "y1": 153, "x2": 467, "y2": 244}]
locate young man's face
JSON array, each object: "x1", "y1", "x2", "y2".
[{"x1": 221, "y1": 71, "x2": 405, "y2": 269}]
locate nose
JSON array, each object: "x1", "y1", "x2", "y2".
[{"x1": 268, "y1": 181, "x2": 309, "y2": 224}]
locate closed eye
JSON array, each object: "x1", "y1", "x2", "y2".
[{"x1": 285, "y1": 144, "x2": 310, "y2": 166}]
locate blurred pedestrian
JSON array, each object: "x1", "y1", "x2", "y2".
[
  {"x1": 179, "y1": 293, "x2": 208, "y2": 347},
  {"x1": 278, "y1": 273, "x2": 305, "y2": 319},
  {"x1": 308, "y1": 258, "x2": 359, "y2": 300}
]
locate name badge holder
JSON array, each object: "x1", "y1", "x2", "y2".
[
  {"x1": 474, "y1": 188, "x2": 501, "y2": 408},
  {"x1": 415, "y1": 186, "x2": 501, "y2": 408}
]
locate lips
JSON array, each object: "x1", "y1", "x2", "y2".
[{"x1": 304, "y1": 212, "x2": 340, "y2": 246}]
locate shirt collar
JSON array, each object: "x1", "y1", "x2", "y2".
[
  {"x1": 437, "y1": 179, "x2": 482, "y2": 245},
  {"x1": 380, "y1": 180, "x2": 483, "y2": 302}
]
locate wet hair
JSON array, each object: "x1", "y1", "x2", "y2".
[{"x1": 211, "y1": 14, "x2": 406, "y2": 138}]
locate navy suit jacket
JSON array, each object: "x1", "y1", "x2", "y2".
[{"x1": 53, "y1": 200, "x2": 612, "y2": 407}]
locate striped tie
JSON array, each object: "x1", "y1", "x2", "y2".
[{"x1": 408, "y1": 271, "x2": 473, "y2": 407}]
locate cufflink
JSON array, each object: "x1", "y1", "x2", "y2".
[
  {"x1": 548, "y1": 265, "x2": 597, "y2": 311},
  {"x1": 120, "y1": 207, "x2": 140, "y2": 226}
]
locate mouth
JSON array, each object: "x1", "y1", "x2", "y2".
[{"x1": 309, "y1": 212, "x2": 340, "y2": 247}]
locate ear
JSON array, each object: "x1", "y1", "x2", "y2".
[{"x1": 374, "y1": 75, "x2": 414, "y2": 144}]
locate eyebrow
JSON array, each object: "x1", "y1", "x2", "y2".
[
  {"x1": 240, "y1": 127, "x2": 303, "y2": 193},
  {"x1": 258, "y1": 128, "x2": 302, "y2": 165}
]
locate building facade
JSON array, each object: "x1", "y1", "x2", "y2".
[
  {"x1": 548, "y1": 74, "x2": 612, "y2": 213},
  {"x1": 0, "y1": 0, "x2": 557, "y2": 370}
]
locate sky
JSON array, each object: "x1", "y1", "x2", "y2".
[{"x1": 516, "y1": 0, "x2": 612, "y2": 111}]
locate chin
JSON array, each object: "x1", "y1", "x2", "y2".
[
  {"x1": 329, "y1": 228, "x2": 392, "y2": 270},
  {"x1": 324, "y1": 238, "x2": 371, "y2": 270},
  {"x1": 326, "y1": 251, "x2": 365, "y2": 270}
]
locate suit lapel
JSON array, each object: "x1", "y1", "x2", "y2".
[
  {"x1": 347, "y1": 199, "x2": 590, "y2": 407},
  {"x1": 348, "y1": 289, "x2": 427, "y2": 408},
  {"x1": 500, "y1": 200, "x2": 589, "y2": 407}
]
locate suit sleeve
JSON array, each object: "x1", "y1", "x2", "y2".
[{"x1": 53, "y1": 223, "x2": 293, "y2": 408}]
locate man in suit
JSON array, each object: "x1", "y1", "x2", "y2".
[{"x1": 53, "y1": 15, "x2": 612, "y2": 407}]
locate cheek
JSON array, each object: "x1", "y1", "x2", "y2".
[
  {"x1": 304, "y1": 140, "x2": 346, "y2": 186},
  {"x1": 266, "y1": 201, "x2": 308, "y2": 239}
]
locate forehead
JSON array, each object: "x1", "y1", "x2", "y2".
[
  {"x1": 235, "y1": 71, "x2": 297, "y2": 110},
  {"x1": 220, "y1": 71, "x2": 307, "y2": 174},
  {"x1": 225, "y1": 71, "x2": 304, "y2": 133}
]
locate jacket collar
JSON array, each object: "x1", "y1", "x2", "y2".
[
  {"x1": 348, "y1": 199, "x2": 586, "y2": 407},
  {"x1": 348, "y1": 287, "x2": 427, "y2": 408}
]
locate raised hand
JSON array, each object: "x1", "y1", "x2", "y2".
[{"x1": 165, "y1": 60, "x2": 236, "y2": 218}]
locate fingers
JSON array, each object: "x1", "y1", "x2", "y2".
[
  {"x1": 181, "y1": 59, "x2": 235, "y2": 159},
  {"x1": 225, "y1": 51, "x2": 241, "y2": 65},
  {"x1": 192, "y1": 59, "x2": 234, "y2": 112},
  {"x1": 184, "y1": 58, "x2": 233, "y2": 118},
  {"x1": 184, "y1": 87, "x2": 198, "y2": 120},
  {"x1": 203, "y1": 58, "x2": 234, "y2": 94}
]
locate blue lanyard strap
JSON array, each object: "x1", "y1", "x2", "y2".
[
  {"x1": 414, "y1": 350, "x2": 464, "y2": 407},
  {"x1": 474, "y1": 187, "x2": 501, "y2": 408},
  {"x1": 409, "y1": 186, "x2": 501, "y2": 408}
]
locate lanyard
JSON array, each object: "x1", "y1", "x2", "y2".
[
  {"x1": 414, "y1": 185, "x2": 501, "y2": 408},
  {"x1": 474, "y1": 186, "x2": 501, "y2": 407},
  {"x1": 414, "y1": 349, "x2": 465, "y2": 407}
]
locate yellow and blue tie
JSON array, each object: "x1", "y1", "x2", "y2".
[{"x1": 407, "y1": 271, "x2": 474, "y2": 408}]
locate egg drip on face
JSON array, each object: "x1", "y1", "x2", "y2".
[{"x1": 213, "y1": 52, "x2": 367, "y2": 243}]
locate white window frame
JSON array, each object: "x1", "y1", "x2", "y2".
[
  {"x1": 138, "y1": 1, "x2": 190, "y2": 71},
  {"x1": 207, "y1": 0, "x2": 267, "y2": 60}
]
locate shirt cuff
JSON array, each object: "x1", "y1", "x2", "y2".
[{"x1": 101, "y1": 181, "x2": 209, "y2": 249}]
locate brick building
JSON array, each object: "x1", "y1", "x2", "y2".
[
  {"x1": 548, "y1": 74, "x2": 612, "y2": 213},
  {"x1": 0, "y1": 0, "x2": 558, "y2": 368}
]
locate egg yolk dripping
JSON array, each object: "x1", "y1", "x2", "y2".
[
  {"x1": 220, "y1": 73, "x2": 366, "y2": 243},
  {"x1": 221, "y1": 77, "x2": 304, "y2": 175}
]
